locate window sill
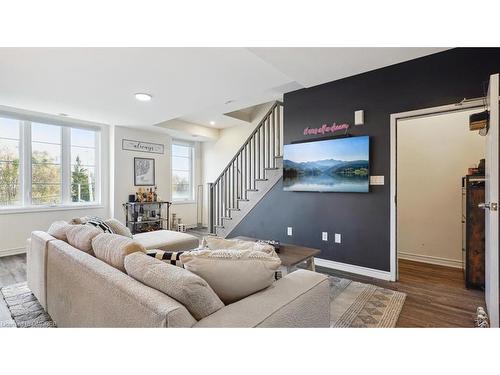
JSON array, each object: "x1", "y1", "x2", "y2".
[
  {"x1": 171, "y1": 200, "x2": 196, "y2": 205},
  {"x1": 0, "y1": 203, "x2": 105, "y2": 215}
]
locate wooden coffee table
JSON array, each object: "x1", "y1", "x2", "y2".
[{"x1": 235, "y1": 236, "x2": 321, "y2": 276}]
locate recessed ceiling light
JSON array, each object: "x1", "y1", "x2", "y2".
[
  {"x1": 134, "y1": 93, "x2": 152, "y2": 102},
  {"x1": 209, "y1": 121, "x2": 216, "y2": 126}
]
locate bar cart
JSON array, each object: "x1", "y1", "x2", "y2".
[{"x1": 123, "y1": 201, "x2": 171, "y2": 235}]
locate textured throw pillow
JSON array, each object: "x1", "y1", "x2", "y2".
[
  {"x1": 203, "y1": 236, "x2": 275, "y2": 254},
  {"x1": 147, "y1": 250, "x2": 185, "y2": 267},
  {"x1": 47, "y1": 220, "x2": 73, "y2": 241},
  {"x1": 124, "y1": 252, "x2": 224, "y2": 320},
  {"x1": 92, "y1": 233, "x2": 146, "y2": 272},
  {"x1": 85, "y1": 216, "x2": 115, "y2": 234},
  {"x1": 66, "y1": 225, "x2": 102, "y2": 255},
  {"x1": 180, "y1": 249, "x2": 282, "y2": 304},
  {"x1": 104, "y1": 218, "x2": 133, "y2": 238}
]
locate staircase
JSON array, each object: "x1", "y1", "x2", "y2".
[{"x1": 208, "y1": 101, "x2": 284, "y2": 237}]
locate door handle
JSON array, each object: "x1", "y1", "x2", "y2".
[{"x1": 479, "y1": 202, "x2": 498, "y2": 211}]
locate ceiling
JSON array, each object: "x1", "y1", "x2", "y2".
[{"x1": 0, "y1": 47, "x2": 448, "y2": 136}]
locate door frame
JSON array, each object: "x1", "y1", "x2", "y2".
[{"x1": 389, "y1": 99, "x2": 487, "y2": 281}]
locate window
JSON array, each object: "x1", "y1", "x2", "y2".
[
  {"x1": 0, "y1": 118, "x2": 21, "y2": 206},
  {"x1": 172, "y1": 141, "x2": 194, "y2": 202},
  {"x1": 0, "y1": 114, "x2": 100, "y2": 210},
  {"x1": 71, "y1": 128, "x2": 97, "y2": 203}
]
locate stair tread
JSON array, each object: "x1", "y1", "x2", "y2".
[
  {"x1": 246, "y1": 189, "x2": 258, "y2": 191},
  {"x1": 255, "y1": 178, "x2": 268, "y2": 181},
  {"x1": 214, "y1": 225, "x2": 224, "y2": 228},
  {"x1": 228, "y1": 208, "x2": 240, "y2": 211},
  {"x1": 237, "y1": 198, "x2": 249, "y2": 201},
  {"x1": 264, "y1": 167, "x2": 279, "y2": 170},
  {"x1": 221, "y1": 217, "x2": 232, "y2": 220}
]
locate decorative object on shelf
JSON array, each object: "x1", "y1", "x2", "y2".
[
  {"x1": 123, "y1": 201, "x2": 171, "y2": 234},
  {"x1": 122, "y1": 139, "x2": 164, "y2": 154},
  {"x1": 171, "y1": 213, "x2": 177, "y2": 230},
  {"x1": 177, "y1": 223, "x2": 187, "y2": 233},
  {"x1": 134, "y1": 157, "x2": 155, "y2": 186},
  {"x1": 128, "y1": 194, "x2": 135, "y2": 202}
]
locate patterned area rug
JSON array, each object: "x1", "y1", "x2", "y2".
[
  {"x1": 329, "y1": 276, "x2": 406, "y2": 328},
  {"x1": 0, "y1": 277, "x2": 405, "y2": 328},
  {"x1": 0, "y1": 283, "x2": 55, "y2": 328}
]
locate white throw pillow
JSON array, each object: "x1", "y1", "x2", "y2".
[
  {"x1": 104, "y1": 218, "x2": 133, "y2": 238},
  {"x1": 180, "y1": 249, "x2": 281, "y2": 304},
  {"x1": 203, "y1": 236, "x2": 275, "y2": 254},
  {"x1": 125, "y1": 252, "x2": 224, "y2": 320}
]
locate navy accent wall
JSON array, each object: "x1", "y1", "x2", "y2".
[{"x1": 230, "y1": 48, "x2": 500, "y2": 272}]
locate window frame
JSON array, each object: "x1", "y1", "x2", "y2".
[
  {"x1": 171, "y1": 140, "x2": 195, "y2": 204},
  {"x1": 0, "y1": 113, "x2": 102, "y2": 213}
]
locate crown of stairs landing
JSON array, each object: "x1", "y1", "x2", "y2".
[{"x1": 208, "y1": 101, "x2": 284, "y2": 238}]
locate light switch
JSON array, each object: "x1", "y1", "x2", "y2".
[
  {"x1": 287, "y1": 227, "x2": 293, "y2": 236},
  {"x1": 335, "y1": 233, "x2": 342, "y2": 243},
  {"x1": 322, "y1": 232, "x2": 328, "y2": 241}
]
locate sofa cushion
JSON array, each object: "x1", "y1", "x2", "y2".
[
  {"x1": 180, "y1": 249, "x2": 281, "y2": 304},
  {"x1": 105, "y1": 218, "x2": 133, "y2": 238},
  {"x1": 47, "y1": 220, "x2": 73, "y2": 241},
  {"x1": 124, "y1": 252, "x2": 224, "y2": 320},
  {"x1": 147, "y1": 249, "x2": 185, "y2": 267},
  {"x1": 92, "y1": 233, "x2": 146, "y2": 272},
  {"x1": 66, "y1": 225, "x2": 101, "y2": 255},
  {"x1": 203, "y1": 236, "x2": 275, "y2": 254},
  {"x1": 133, "y1": 230, "x2": 199, "y2": 251}
]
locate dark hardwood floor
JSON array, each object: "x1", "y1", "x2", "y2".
[
  {"x1": 0, "y1": 254, "x2": 484, "y2": 327},
  {"x1": 0, "y1": 254, "x2": 26, "y2": 325},
  {"x1": 318, "y1": 259, "x2": 485, "y2": 327}
]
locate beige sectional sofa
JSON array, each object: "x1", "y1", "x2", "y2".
[{"x1": 27, "y1": 231, "x2": 330, "y2": 327}]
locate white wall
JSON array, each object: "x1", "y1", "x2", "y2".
[
  {"x1": 113, "y1": 126, "x2": 200, "y2": 227},
  {"x1": 201, "y1": 102, "x2": 274, "y2": 225},
  {"x1": 397, "y1": 108, "x2": 486, "y2": 267},
  {"x1": 0, "y1": 125, "x2": 111, "y2": 255}
]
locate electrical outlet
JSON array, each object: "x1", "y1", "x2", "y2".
[
  {"x1": 287, "y1": 227, "x2": 293, "y2": 236},
  {"x1": 335, "y1": 233, "x2": 341, "y2": 243},
  {"x1": 322, "y1": 232, "x2": 328, "y2": 241}
]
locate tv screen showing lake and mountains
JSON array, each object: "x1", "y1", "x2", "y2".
[{"x1": 283, "y1": 136, "x2": 370, "y2": 193}]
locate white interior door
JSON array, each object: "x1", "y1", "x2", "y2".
[{"x1": 485, "y1": 73, "x2": 499, "y2": 327}]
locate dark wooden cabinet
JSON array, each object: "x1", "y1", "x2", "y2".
[{"x1": 462, "y1": 175, "x2": 485, "y2": 289}]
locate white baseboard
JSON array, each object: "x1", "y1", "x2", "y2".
[
  {"x1": 398, "y1": 251, "x2": 463, "y2": 269},
  {"x1": 314, "y1": 257, "x2": 394, "y2": 281},
  {"x1": 0, "y1": 247, "x2": 26, "y2": 258}
]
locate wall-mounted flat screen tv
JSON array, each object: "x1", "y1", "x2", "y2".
[{"x1": 283, "y1": 136, "x2": 370, "y2": 193}]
